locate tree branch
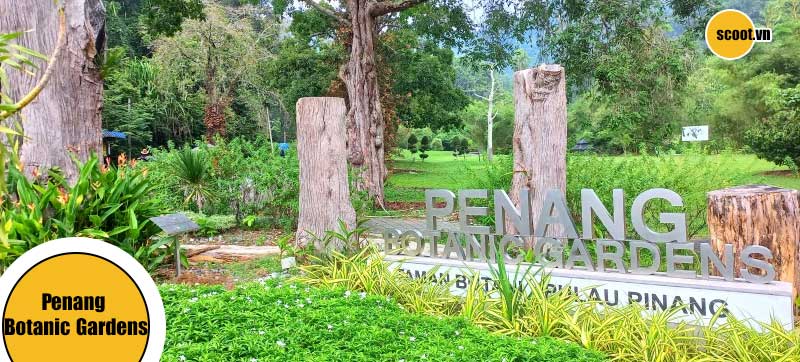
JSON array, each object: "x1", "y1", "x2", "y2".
[
  {"x1": 369, "y1": 0, "x2": 428, "y2": 17},
  {"x1": 0, "y1": 9, "x2": 67, "y2": 120},
  {"x1": 300, "y1": 0, "x2": 350, "y2": 25}
]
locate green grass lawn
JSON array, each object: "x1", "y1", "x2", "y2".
[
  {"x1": 161, "y1": 281, "x2": 605, "y2": 362},
  {"x1": 385, "y1": 150, "x2": 800, "y2": 205}
]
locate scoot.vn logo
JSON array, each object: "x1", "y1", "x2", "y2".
[{"x1": 705, "y1": 9, "x2": 772, "y2": 60}]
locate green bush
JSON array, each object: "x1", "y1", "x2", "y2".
[
  {"x1": 745, "y1": 85, "x2": 800, "y2": 169},
  {"x1": 431, "y1": 137, "x2": 443, "y2": 151},
  {"x1": 161, "y1": 281, "x2": 605, "y2": 362},
  {"x1": 184, "y1": 212, "x2": 236, "y2": 236},
  {"x1": 467, "y1": 153, "x2": 747, "y2": 238},
  {"x1": 143, "y1": 137, "x2": 300, "y2": 230},
  {"x1": 0, "y1": 154, "x2": 166, "y2": 270}
]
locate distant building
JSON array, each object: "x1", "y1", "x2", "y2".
[{"x1": 571, "y1": 139, "x2": 592, "y2": 152}]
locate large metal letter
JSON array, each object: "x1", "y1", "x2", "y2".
[
  {"x1": 426, "y1": 189, "x2": 455, "y2": 231},
  {"x1": 630, "y1": 241, "x2": 660, "y2": 275},
  {"x1": 665, "y1": 242, "x2": 696, "y2": 278},
  {"x1": 631, "y1": 188, "x2": 687, "y2": 243},
  {"x1": 700, "y1": 243, "x2": 735, "y2": 281},
  {"x1": 459, "y1": 189, "x2": 491, "y2": 235},
  {"x1": 581, "y1": 189, "x2": 625, "y2": 240},
  {"x1": 740, "y1": 245, "x2": 776, "y2": 283},
  {"x1": 534, "y1": 189, "x2": 578, "y2": 238},
  {"x1": 494, "y1": 189, "x2": 531, "y2": 235}
]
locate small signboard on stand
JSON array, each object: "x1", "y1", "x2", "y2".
[{"x1": 682, "y1": 125, "x2": 709, "y2": 142}]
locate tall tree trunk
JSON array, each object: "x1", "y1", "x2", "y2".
[
  {"x1": 508, "y1": 64, "x2": 567, "y2": 237},
  {"x1": 341, "y1": 0, "x2": 386, "y2": 207},
  {"x1": 203, "y1": 45, "x2": 226, "y2": 141},
  {"x1": 1, "y1": 0, "x2": 105, "y2": 182},
  {"x1": 295, "y1": 97, "x2": 356, "y2": 250}
]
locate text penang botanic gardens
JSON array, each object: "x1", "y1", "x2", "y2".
[
  {"x1": 382, "y1": 188, "x2": 792, "y2": 326},
  {"x1": 385, "y1": 188, "x2": 775, "y2": 283}
]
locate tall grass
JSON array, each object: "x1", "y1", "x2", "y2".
[{"x1": 294, "y1": 248, "x2": 800, "y2": 362}]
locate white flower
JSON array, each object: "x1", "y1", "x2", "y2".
[
  {"x1": 327, "y1": 324, "x2": 333, "y2": 331},
  {"x1": 455, "y1": 330, "x2": 460, "y2": 336},
  {"x1": 399, "y1": 331, "x2": 405, "y2": 335},
  {"x1": 276, "y1": 340, "x2": 286, "y2": 348},
  {"x1": 250, "y1": 359, "x2": 258, "y2": 362},
  {"x1": 297, "y1": 303, "x2": 305, "y2": 308},
  {"x1": 458, "y1": 345, "x2": 464, "y2": 350},
  {"x1": 399, "y1": 359, "x2": 405, "y2": 362},
  {"x1": 359, "y1": 292, "x2": 367, "y2": 299},
  {"x1": 344, "y1": 290, "x2": 352, "y2": 298},
  {"x1": 258, "y1": 330, "x2": 265, "y2": 335},
  {"x1": 306, "y1": 298, "x2": 312, "y2": 304},
  {"x1": 189, "y1": 297, "x2": 198, "y2": 303},
  {"x1": 421, "y1": 354, "x2": 427, "y2": 359},
  {"x1": 409, "y1": 336, "x2": 416, "y2": 342},
  {"x1": 290, "y1": 284, "x2": 297, "y2": 289},
  {"x1": 179, "y1": 356, "x2": 187, "y2": 361}
]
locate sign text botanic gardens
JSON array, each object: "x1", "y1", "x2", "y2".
[{"x1": 383, "y1": 188, "x2": 794, "y2": 328}]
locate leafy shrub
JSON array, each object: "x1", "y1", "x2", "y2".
[
  {"x1": 161, "y1": 281, "x2": 604, "y2": 362},
  {"x1": 431, "y1": 137, "x2": 443, "y2": 151},
  {"x1": 0, "y1": 154, "x2": 166, "y2": 269},
  {"x1": 296, "y1": 248, "x2": 800, "y2": 362},
  {"x1": 172, "y1": 146, "x2": 214, "y2": 211},
  {"x1": 467, "y1": 153, "x2": 747, "y2": 238},
  {"x1": 745, "y1": 85, "x2": 800, "y2": 169},
  {"x1": 565, "y1": 153, "x2": 746, "y2": 238},
  {"x1": 184, "y1": 212, "x2": 236, "y2": 236},
  {"x1": 143, "y1": 137, "x2": 300, "y2": 230}
]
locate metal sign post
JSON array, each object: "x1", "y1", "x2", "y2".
[{"x1": 149, "y1": 213, "x2": 200, "y2": 277}]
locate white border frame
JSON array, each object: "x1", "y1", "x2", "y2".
[{"x1": 0, "y1": 238, "x2": 166, "y2": 362}]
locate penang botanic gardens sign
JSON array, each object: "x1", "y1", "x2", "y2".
[{"x1": 382, "y1": 188, "x2": 794, "y2": 328}]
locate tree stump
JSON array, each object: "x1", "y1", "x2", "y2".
[
  {"x1": 707, "y1": 185, "x2": 800, "y2": 305},
  {"x1": 508, "y1": 64, "x2": 567, "y2": 236},
  {"x1": 295, "y1": 97, "x2": 356, "y2": 250}
]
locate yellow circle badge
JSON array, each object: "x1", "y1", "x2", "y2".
[
  {"x1": 705, "y1": 9, "x2": 772, "y2": 60},
  {"x1": 0, "y1": 238, "x2": 166, "y2": 361}
]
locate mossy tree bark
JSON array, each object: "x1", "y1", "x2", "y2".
[{"x1": 0, "y1": 0, "x2": 105, "y2": 182}]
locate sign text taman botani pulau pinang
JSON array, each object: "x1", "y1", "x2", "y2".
[{"x1": 382, "y1": 188, "x2": 795, "y2": 328}]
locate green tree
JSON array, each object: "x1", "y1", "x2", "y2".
[
  {"x1": 407, "y1": 133, "x2": 418, "y2": 160},
  {"x1": 151, "y1": 4, "x2": 278, "y2": 140},
  {"x1": 419, "y1": 135, "x2": 431, "y2": 161}
]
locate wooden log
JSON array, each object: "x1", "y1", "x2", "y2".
[
  {"x1": 295, "y1": 97, "x2": 356, "y2": 250},
  {"x1": 508, "y1": 64, "x2": 567, "y2": 237},
  {"x1": 707, "y1": 184, "x2": 800, "y2": 307}
]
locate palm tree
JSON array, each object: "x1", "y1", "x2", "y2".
[{"x1": 172, "y1": 147, "x2": 213, "y2": 211}]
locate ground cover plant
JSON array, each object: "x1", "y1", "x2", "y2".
[
  {"x1": 161, "y1": 280, "x2": 605, "y2": 362},
  {"x1": 296, "y1": 247, "x2": 800, "y2": 362}
]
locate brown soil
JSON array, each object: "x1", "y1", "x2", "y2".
[{"x1": 760, "y1": 170, "x2": 798, "y2": 177}]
